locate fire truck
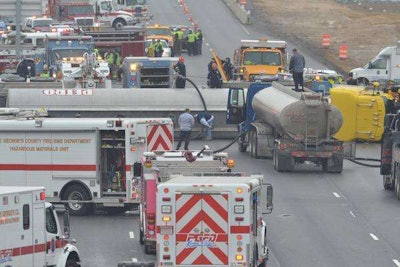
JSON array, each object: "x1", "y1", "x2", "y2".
[
  {"x1": 138, "y1": 147, "x2": 235, "y2": 254},
  {"x1": 0, "y1": 186, "x2": 81, "y2": 266},
  {"x1": 122, "y1": 57, "x2": 178, "y2": 88},
  {"x1": 86, "y1": 27, "x2": 146, "y2": 58},
  {"x1": 156, "y1": 174, "x2": 273, "y2": 267},
  {"x1": 0, "y1": 109, "x2": 174, "y2": 215}
]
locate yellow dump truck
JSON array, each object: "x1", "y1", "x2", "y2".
[
  {"x1": 330, "y1": 84, "x2": 394, "y2": 142},
  {"x1": 231, "y1": 39, "x2": 287, "y2": 82}
]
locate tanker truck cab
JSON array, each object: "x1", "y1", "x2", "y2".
[
  {"x1": 0, "y1": 186, "x2": 81, "y2": 267},
  {"x1": 348, "y1": 42, "x2": 400, "y2": 85}
]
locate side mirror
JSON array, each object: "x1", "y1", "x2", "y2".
[
  {"x1": 133, "y1": 162, "x2": 142, "y2": 177},
  {"x1": 63, "y1": 209, "x2": 71, "y2": 239},
  {"x1": 265, "y1": 184, "x2": 273, "y2": 214}
]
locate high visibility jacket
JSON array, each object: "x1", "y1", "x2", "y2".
[
  {"x1": 187, "y1": 33, "x2": 196, "y2": 43},
  {"x1": 40, "y1": 71, "x2": 50, "y2": 78},
  {"x1": 177, "y1": 30, "x2": 184, "y2": 40},
  {"x1": 106, "y1": 53, "x2": 115, "y2": 65}
]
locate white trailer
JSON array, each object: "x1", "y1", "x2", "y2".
[
  {"x1": 156, "y1": 174, "x2": 273, "y2": 267},
  {"x1": 0, "y1": 113, "x2": 174, "y2": 215},
  {"x1": 0, "y1": 186, "x2": 81, "y2": 266}
]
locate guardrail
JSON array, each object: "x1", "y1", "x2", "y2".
[{"x1": 221, "y1": 0, "x2": 252, "y2": 25}]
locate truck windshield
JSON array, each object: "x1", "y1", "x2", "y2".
[
  {"x1": 32, "y1": 19, "x2": 53, "y2": 27},
  {"x1": 66, "y1": 5, "x2": 94, "y2": 16},
  {"x1": 243, "y1": 51, "x2": 282, "y2": 66},
  {"x1": 146, "y1": 28, "x2": 171, "y2": 36},
  {"x1": 51, "y1": 49, "x2": 88, "y2": 64},
  {"x1": 126, "y1": 0, "x2": 146, "y2": 4}
]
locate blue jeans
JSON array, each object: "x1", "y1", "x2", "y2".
[{"x1": 200, "y1": 115, "x2": 214, "y2": 138}]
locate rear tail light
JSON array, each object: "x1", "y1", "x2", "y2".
[{"x1": 163, "y1": 255, "x2": 170, "y2": 260}]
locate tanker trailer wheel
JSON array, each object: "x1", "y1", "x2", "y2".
[
  {"x1": 139, "y1": 229, "x2": 145, "y2": 245},
  {"x1": 64, "y1": 185, "x2": 93, "y2": 216}
]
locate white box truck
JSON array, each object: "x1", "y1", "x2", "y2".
[
  {"x1": 348, "y1": 41, "x2": 400, "y2": 85},
  {"x1": 0, "y1": 186, "x2": 81, "y2": 266}
]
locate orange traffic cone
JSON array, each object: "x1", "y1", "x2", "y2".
[
  {"x1": 339, "y1": 44, "x2": 348, "y2": 60},
  {"x1": 322, "y1": 33, "x2": 330, "y2": 48}
]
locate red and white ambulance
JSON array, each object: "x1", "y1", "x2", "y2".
[
  {"x1": 0, "y1": 110, "x2": 174, "y2": 215},
  {"x1": 156, "y1": 174, "x2": 273, "y2": 267},
  {"x1": 138, "y1": 147, "x2": 235, "y2": 254},
  {"x1": 0, "y1": 186, "x2": 81, "y2": 266}
]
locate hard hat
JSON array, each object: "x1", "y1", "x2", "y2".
[
  {"x1": 179, "y1": 56, "x2": 184, "y2": 63},
  {"x1": 212, "y1": 62, "x2": 217, "y2": 70}
]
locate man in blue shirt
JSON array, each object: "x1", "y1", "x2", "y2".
[
  {"x1": 195, "y1": 112, "x2": 215, "y2": 140},
  {"x1": 176, "y1": 108, "x2": 195, "y2": 150}
]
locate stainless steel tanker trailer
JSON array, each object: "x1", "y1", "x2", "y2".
[{"x1": 226, "y1": 81, "x2": 344, "y2": 172}]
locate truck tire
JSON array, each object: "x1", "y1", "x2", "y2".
[
  {"x1": 250, "y1": 130, "x2": 259, "y2": 159},
  {"x1": 273, "y1": 150, "x2": 293, "y2": 172},
  {"x1": 113, "y1": 19, "x2": 126, "y2": 30},
  {"x1": 64, "y1": 185, "x2": 93, "y2": 216},
  {"x1": 383, "y1": 175, "x2": 394, "y2": 190},
  {"x1": 238, "y1": 133, "x2": 248, "y2": 152},
  {"x1": 66, "y1": 259, "x2": 80, "y2": 267},
  {"x1": 144, "y1": 244, "x2": 152, "y2": 255},
  {"x1": 357, "y1": 78, "x2": 369, "y2": 86},
  {"x1": 396, "y1": 176, "x2": 400, "y2": 200},
  {"x1": 139, "y1": 229, "x2": 145, "y2": 245},
  {"x1": 258, "y1": 258, "x2": 267, "y2": 267}
]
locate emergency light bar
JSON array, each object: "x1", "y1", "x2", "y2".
[{"x1": 240, "y1": 39, "x2": 287, "y2": 49}]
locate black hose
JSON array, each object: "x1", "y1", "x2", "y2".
[
  {"x1": 181, "y1": 75, "x2": 207, "y2": 112},
  {"x1": 347, "y1": 158, "x2": 381, "y2": 168},
  {"x1": 354, "y1": 157, "x2": 381, "y2": 162},
  {"x1": 213, "y1": 130, "x2": 249, "y2": 153}
]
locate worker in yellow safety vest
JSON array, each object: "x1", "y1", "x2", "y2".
[
  {"x1": 186, "y1": 30, "x2": 196, "y2": 56},
  {"x1": 40, "y1": 64, "x2": 50, "y2": 78}
]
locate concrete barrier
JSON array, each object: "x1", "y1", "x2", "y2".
[{"x1": 221, "y1": 0, "x2": 252, "y2": 25}]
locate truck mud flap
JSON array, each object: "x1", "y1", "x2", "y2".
[
  {"x1": 117, "y1": 262, "x2": 155, "y2": 267},
  {"x1": 381, "y1": 131, "x2": 393, "y2": 175}
]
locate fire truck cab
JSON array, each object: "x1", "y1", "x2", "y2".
[
  {"x1": 156, "y1": 174, "x2": 273, "y2": 267},
  {"x1": 138, "y1": 147, "x2": 235, "y2": 254}
]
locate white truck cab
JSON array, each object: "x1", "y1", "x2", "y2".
[
  {"x1": 0, "y1": 186, "x2": 81, "y2": 267},
  {"x1": 348, "y1": 41, "x2": 400, "y2": 85}
]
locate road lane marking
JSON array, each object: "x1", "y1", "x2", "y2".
[
  {"x1": 393, "y1": 259, "x2": 400, "y2": 267},
  {"x1": 240, "y1": 24, "x2": 250, "y2": 35},
  {"x1": 349, "y1": 211, "x2": 356, "y2": 218},
  {"x1": 129, "y1": 231, "x2": 134, "y2": 239},
  {"x1": 369, "y1": 233, "x2": 379, "y2": 241},
  {"x1": 333, "y1": 192, "x2": 341, "y2": 198},
  {"x1": 132, "y1": 258, "x2": 138, "y2": 262}
]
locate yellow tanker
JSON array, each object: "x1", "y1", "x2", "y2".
[{"x1": 330, "y1": 84, "x2": 393, "y2": 142}]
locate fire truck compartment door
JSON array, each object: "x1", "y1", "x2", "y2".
[{"x1": 175, "y1": 192, "x2": 229, "y2": 265}]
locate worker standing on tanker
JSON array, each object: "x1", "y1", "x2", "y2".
[
  {"x1": 174, "y1": 56, "x2": 186, "y2": 88},
  {"x1": 176, "y1": 108, "x2": 194, "y2": 150},
  {"x1": 289, "y1": 48, "x2": 305, "y2": 92}
]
